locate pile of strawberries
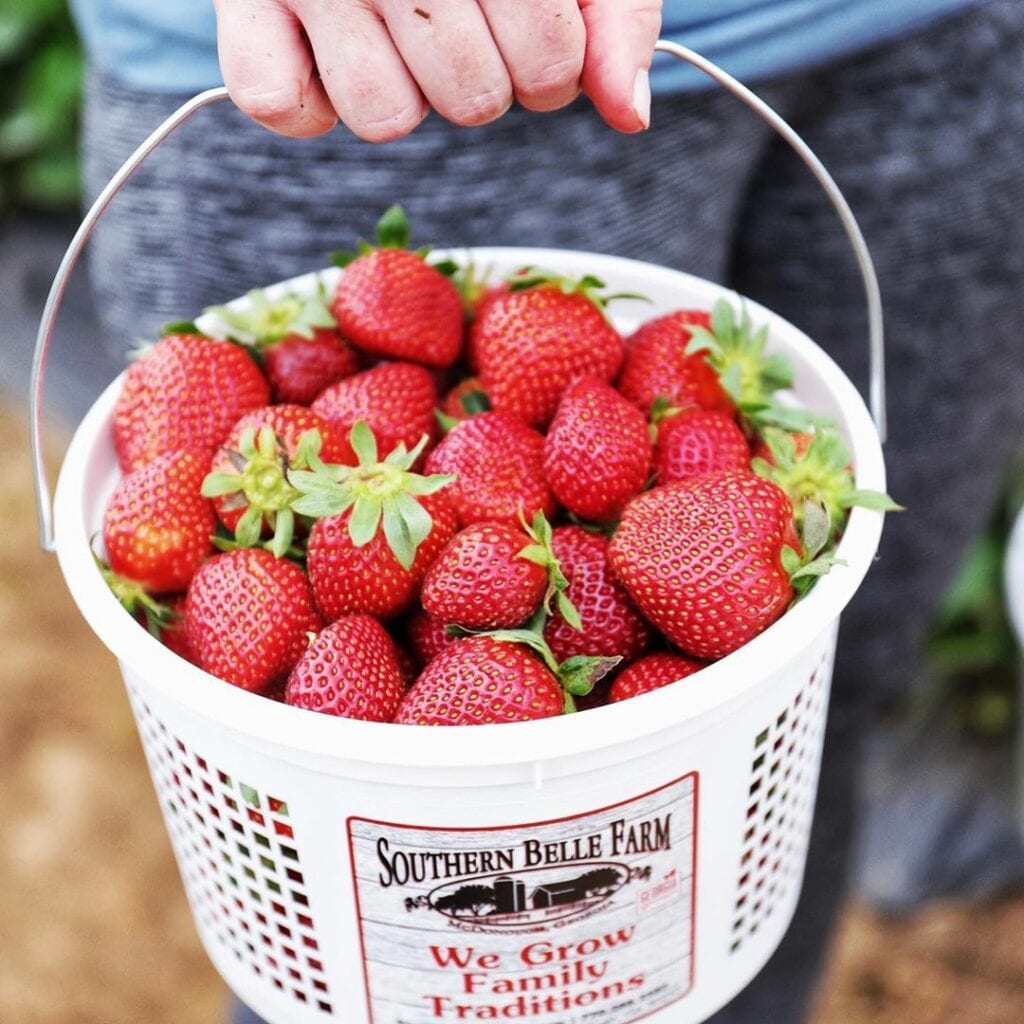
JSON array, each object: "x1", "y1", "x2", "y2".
[{"x1": 98, "y1": 207, "x2": 897, "y2": 727}]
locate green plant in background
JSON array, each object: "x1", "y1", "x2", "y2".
[
  {"x1": 0, "y1": 0, "x2": 83, "y2": 214},
  {"x1": 925, "y1": 447, "x2": 1024, "y2": 739}
]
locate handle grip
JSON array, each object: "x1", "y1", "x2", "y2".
[{"x1": 30, "y1": 41, "x2": 886, "y2": 552}]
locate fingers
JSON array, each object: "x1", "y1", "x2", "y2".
[
  {"x1": 376, "y1": 0, "x2": 512, "y2": 128},
  {"x1": 579, "y1": 0, "x2": 663, "y2": 132},
  {"x1": 477, "y1": 0, "x2": 585, "y2": 113},
  {"x1": 214, "y1": 0, "x2": 338, "y2": 137},
  {"x1": 295, "y1": 0, "x2": 429, "y2": 143}
]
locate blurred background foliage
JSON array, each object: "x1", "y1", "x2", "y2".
[{"x1": 0, "y1": 0, "x2": 83, "y2": 214}]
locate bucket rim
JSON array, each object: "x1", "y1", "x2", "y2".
[{"x1": 54, "y1": 248, "x2": 887, "y2": 770}]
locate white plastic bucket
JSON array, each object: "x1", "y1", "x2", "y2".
[{"x1": 51, "y1": 246, "x2": 886, "y2": 1024}]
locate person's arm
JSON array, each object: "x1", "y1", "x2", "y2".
[{"x1": 212, "y1": 0, "x2": 662, "y2": 141}]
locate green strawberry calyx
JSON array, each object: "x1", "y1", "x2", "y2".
[
  {"x1": 780, "y1": 498, "x2": 848, "y2": 599},
  {"x1": 517, "y1": 511, "x2": 583, "y2": 630},
  {"x1": 752, "y1": 426, "x2": 902, "y2": 541},
  {"x1": 686, "y1": 298, "x2": 822, "y2": 429},
  {"x1": 92, "y1": 547, "x2": 177, "y2": 638},
  {"x1": 202, "y1": 426, "x2": 325, "y2": 557},
  {"x1": 205, "y1": 282, "x2": 336, "y2": 348},
  {"x1": 288, "y1": 420, "x2": 455, "y2": 572},
  {"x1": 454, "y1": 613, "x2": 621, "y2": 714},
  {"x1": 331, "y1": 204, "x2": 451, "y2": 270},
  {"x1": 507, "y1": 266, "x2": 649, "y2": 315}
]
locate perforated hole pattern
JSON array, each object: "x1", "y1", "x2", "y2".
[
  {"x1": 130, "y1": 689, "x2": 333, "y2": 1014},
  {"x1": 729, "y1": 655, "x2": 830, "y2": 954}
]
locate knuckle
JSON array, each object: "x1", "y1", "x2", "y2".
[
  {"x1": 445, "y1": 85, "x2": 513, "y2": 127},
  {"x1": 352, "y1": 100, "x2": 428, "y2": 143},
  {"x1": 230, "y1": 82, "x2": 303, "y2": 124},
  {"x1": 517, "y1": 53, "x2": 584, "y2": 103}
]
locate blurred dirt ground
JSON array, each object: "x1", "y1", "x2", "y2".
[{"x1": 2, "y1": 400, "x2": 1023, "y2": 1024}]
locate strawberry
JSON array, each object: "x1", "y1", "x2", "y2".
[
  {"x1": 684, "y1": 299, "x2": 805, "y2": 430},
  {"x1": 148, "y1": 594, "x2": 197, "y2": 665},
  {"x1": 331, "y1": 206, "x2": 463, "y2": 367},
  {"x1": 290, "y1": 421, "x2": 457, "y2": 621},
  {"x1": 543, "y1": 376, "x2": 652, "y2": 523},
  {"x1": 114, "y1": 332, "x2": 269, "y2": 472},
  {"x1": 202, "y1": 405, "x2": 347, "y2": 554},
  {"x1": 311, "y1": 361, "x2": 438, "y2": 466},
  {"x1": 610, "y1": 653, "x2": 705, "y2": 703},
  {"x1": 395, "y1": 635, "x2": 565, "y2": 726},
  {"x1": 617, "y1": 310, "x2": 730, "y2": 416},
  {"x1": 473, "y1": 272, "x2": 625, "y2": 428},
  {"x1": 751, "y1": 426, "x2": 902, "y2": 541},
  {"x1": 103, "y1": 448, "x2": 216, "y2": 592},
  {"x1": 421, "y1": 513, "x2": 573, "y2": 631},
  {"x1": 405, "y1": 608, "x2": 459, "y2": 667},
  {"x1": 285, "y1": 615, "x2": 405, "y2": 721},
  {"x1": 439, "y1": 377, "x2": 490, "y2": 423},
  {"x1": 543, "y1": 526, "x2": 653, "y2": 664},
  {"x1": 424, "y1": 412, "x2": 555, "y2": 528},
  {"x1": 609, "y1": 472, "x2": 801, "y2": 660},
  {"x1": 206, "y1": 285, "x2": 359, "y2": 404},
  {"x1": 184, "y1": 548, "x2": 321, "y2": 692},
  {"x1": 652, "y1": 405, "x2": 751, "y2": 485}
]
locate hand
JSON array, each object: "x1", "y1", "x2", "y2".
[{"x1": 213, "y1": 0, "x2": 662, "y2": 142}]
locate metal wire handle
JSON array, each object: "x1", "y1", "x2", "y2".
[{"x1": 30, "y1": 41, "x2": 887, "y2": 552}]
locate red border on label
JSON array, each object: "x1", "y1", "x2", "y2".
[{"x1": 346, "y1": 771, "x2": 700, "y2": 1024}]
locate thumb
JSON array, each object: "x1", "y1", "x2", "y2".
[{"x1": 578, "y1": 0, "x2": 662, "y2": 133}]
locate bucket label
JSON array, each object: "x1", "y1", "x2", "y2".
[{"x1": 347, "y1": 773, "x2": 698, "y2": 1024}]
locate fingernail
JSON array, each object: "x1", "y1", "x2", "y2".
[{"x1": 632, "y1": 68, "x2": 651, "y2": 129}]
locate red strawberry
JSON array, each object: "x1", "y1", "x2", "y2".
[
  {"x1": 618, "y1": 311, "x2": 730, "y2": 416},
  {"x1": 103, "y1": 448, "x2": 215, "y2": 592},
  {"x1": 395, "y1": 635, "x2": 565, "y2": 726},
  {"x1": 609, "y1": 472, "x2": 800, "y2": 660},
  {"x1": 114, "y1": 332, "x2": 270, "y2": 472},
  {"x1": 206, "y1": 286, "x2": 360, "y2": 404},
  {"x1": 406, "y1": 608, "x2": 459, "y2": 667},
  {"x1": 543, "y1": 526, "x2": 653, "y2": 664},
  {"x1": 312, "y1": 361, "x2": 438, "y2": 466},
  {"x1": 184, "y1": 548, "x2": 321, "y2": 692},
  {"x1": 424, "y1": 412, "x2": 555, "y2": 528},
  {"x1": 291, "y1": 421, "x2": 457, "y2": 622},
  {"x1": 543, "y1": 376, "x2": 652, "y2": 523},
  {"x1": 653, "y1": 407, "x2": 751, "y2": 485},
  {"x1": 473, "y1": 273, "x2": 624, "y2": 428},
  {"x1": 422, "y1": 521, "x2": 554, "y2": 630},
  {"x1": 285, "y1": 615, "x2": 405, "y2": 721},
  {"x1": 149, "y1": 594, "x2": 197, "y2": 664},
  {"x1": 202, "y1": 405, "x2": 347, "y2": 553},
  {"x1": 263, "y1": 328, "x2": 360, "y2": 404},
  {"x1": 331, "y1": 206, "x2": 463, "y2": 367},
  {"x1": 439, "y1": 377, "x2": 489, "y2": 422},
  {"x1": 610, "y1": 653, "x2": 705, "y2": 703}
]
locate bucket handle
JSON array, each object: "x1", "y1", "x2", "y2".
[{"x1": 30, "y1": 40, "x2": 886, "y2": 553}]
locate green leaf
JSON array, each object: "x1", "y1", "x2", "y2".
[
  {"x1": 381, "y1": 499, "x2": 415, "y2": 570},
  {"x1": 394, "y1": 491, "x2": 433, "y2": 550},
  {"x1": 780, "y1": 545, "x2": 802, "y2": 577},
  {"x1": 375, "y1": 204, "x2": 412, "y2": 249},
  {"x1": 201, "y1": 472, "x2": 242, "y2": 498},
  {"x1": 435, "y1": 409, "x2": 460, "y2": 433},
  {"x1": 760, "y1": 353, "x2": 795, "y2": 391},
  {"x1": 161, "y1": 319, "x2": 202, "y2": 337},
  {"x1": 840, "y1": 489, "x2": 904, "y2": 512},
  {"x1": 710, "y1": 299, "x2": 735, "y2": 341},
  {"x1": 235, "y1": 505, "x2": 264, "y2": 548},
  {"x1": 349, "y1": 496, "x2": 383, "y2": 547},
  {"x1": 801, "y1": 500, "x2": 832, "y2": 561},
  {"x1": 431, "y1": 258, "x2": 460, "y2": 277},
  {"x1": 271, "y1": 508, "x2": 295, "y2": 559},
  {"x1": 518, "y1": 544, "x2": 551, "y2": 567},
  {"x1": 405, "y1": 472, "x2": 456, "y2": 496},
  {"x1": 556, "y1": 590, "x2": 583, "y2": 631},
  {"x1": 330, "y1": 249, "x2": 356, "y2": 268},
  {"x1": 719, "y1": 364, "x2": 744, "y2": 403},
  {"x1": 459, "y1": 390, "x2": 491, "y2": 416},
  {"x1": 349, "y1": 420, "x2": 379, "y2": 466},
  {"x1": 558, "y1": 655, "x2": 622, "y2": 696},
  {"x1": 791, "y1": 555, "x2": 847, "y2": 581}
]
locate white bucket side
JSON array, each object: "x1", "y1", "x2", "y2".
[
  {"x1": 123, "y1": 623, "x2": 837, "y2": 1024},
  {"x1": 1006, "y1": 510, "x2": 1024, "y2": 645}
]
